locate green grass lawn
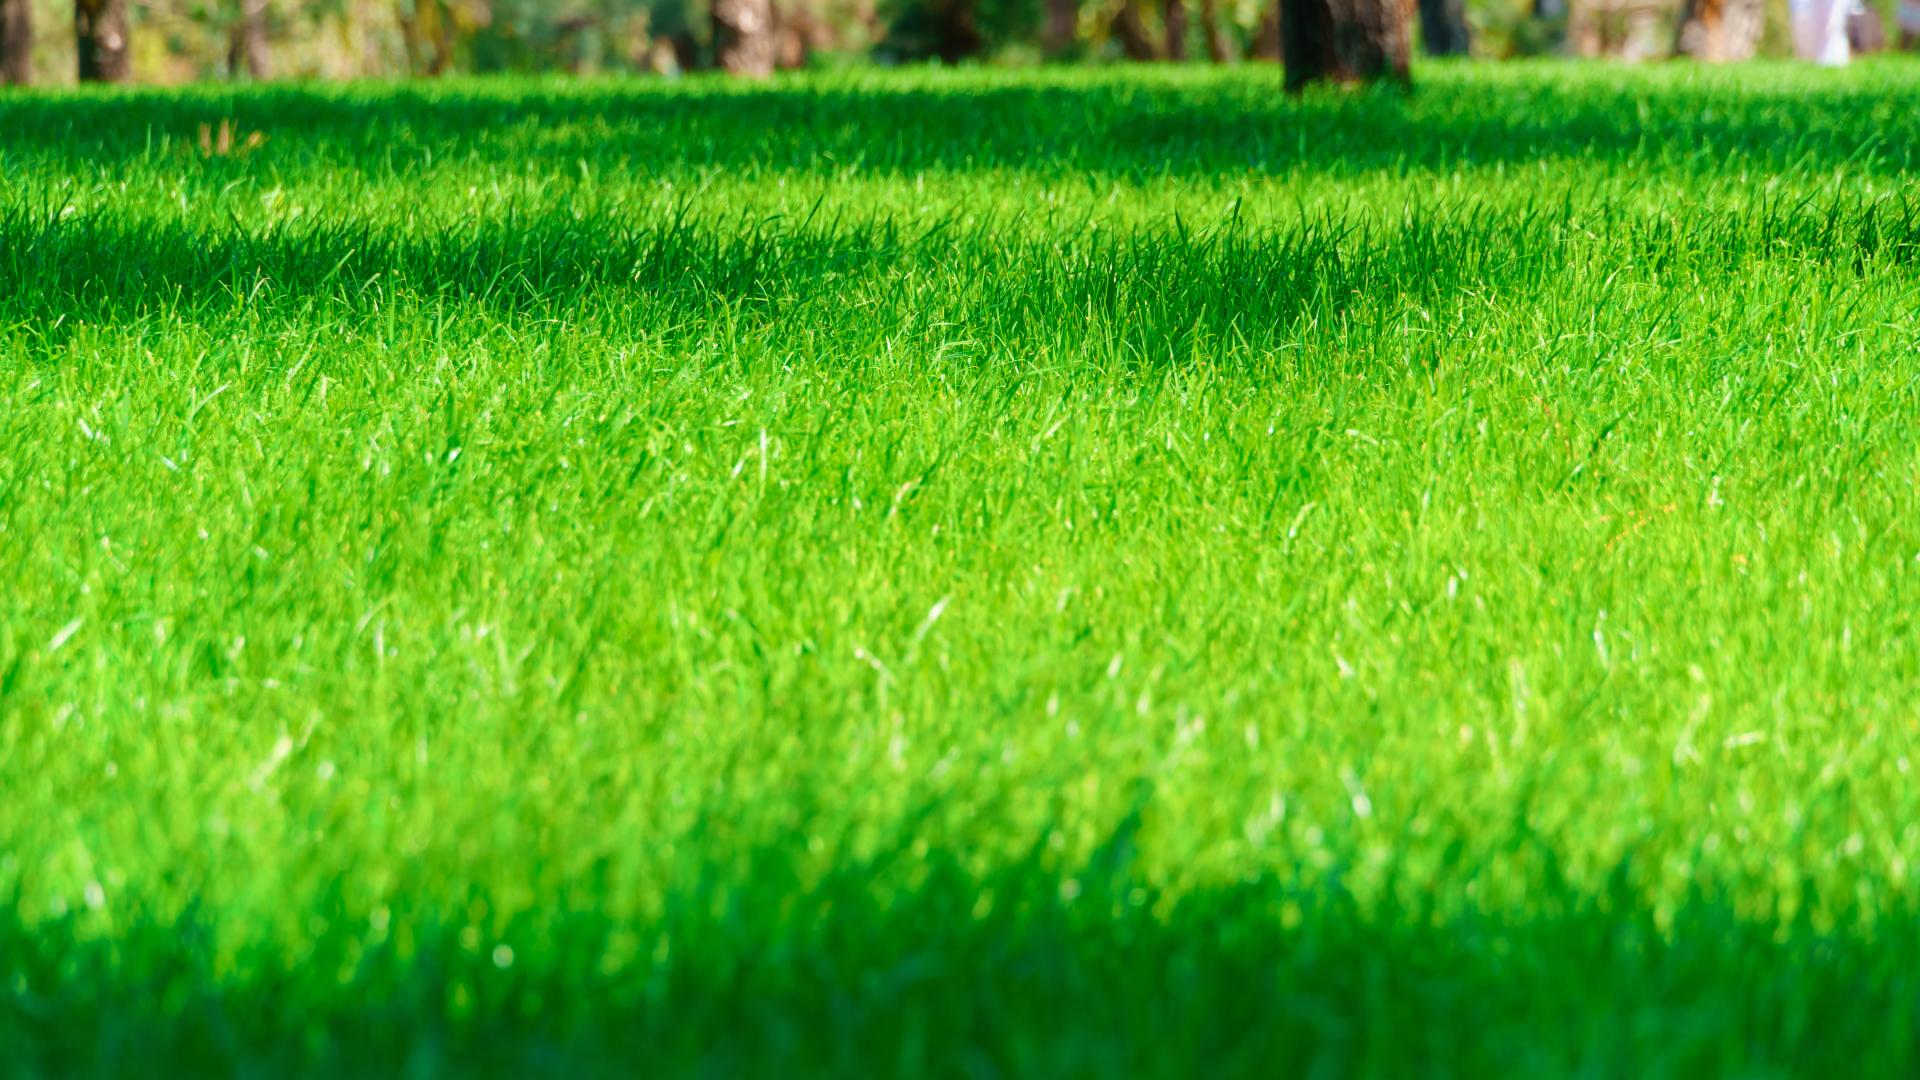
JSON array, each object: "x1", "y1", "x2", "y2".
[{"x1": 5, "y1": 59, "x2": 1920, "y2": 1074}]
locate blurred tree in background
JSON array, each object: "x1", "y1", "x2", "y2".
[
  {"x1": 1282, "y1": 0, "x2": 1409, "y2": 87},
  {"x1": 0, "y1": 0, "x2": 1901, "y2": 85},
  {"x1": 1419, "y1": 0, "x2": 1471, "y2": 52},
  {"x1": 228, "y1": 0, "x2": 269, "y2": 75},
  {"x1": 76, "y1": 0, "x2": 131, "y2": 79},
  {"x1": 0, "y1": 0, "x2": 30, "y2": 82}
]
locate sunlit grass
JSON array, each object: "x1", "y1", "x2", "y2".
[{"x1": 5, "y1": 60, "x2": 1920, "y2": 1075}]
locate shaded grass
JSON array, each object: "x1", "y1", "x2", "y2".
[
  {"x1": 4, "y1": 190, "x2": 1918, "y2": 344},
  {"x1": 4, "y1": 63, "x2": 1919, "y2": 181},
  {"x1": 9, "y1": 826, "x2": 1920, "y2": 1078}
]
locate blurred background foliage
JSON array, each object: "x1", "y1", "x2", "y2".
[{"x1": 0, "y1": 0, "x2": 1906, "y2": 83}]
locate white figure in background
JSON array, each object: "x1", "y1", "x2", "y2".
[{"x1": 1791, "y1": 0, "x2": 1853, "y2": 64}]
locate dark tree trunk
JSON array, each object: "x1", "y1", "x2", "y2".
[
  {"x1": 0, "y1": 0, "x2": 29, "y2": 85},
  {"x1": 1417, "y1": 0, "x2": 1469, "y2": 53},
  {"x1": 714, "y1": 0, "x2": 775, "y2": 74},
  {"x1": 929, "y1": 0, "x2": 982, "y2": 61},
  {"x1": 1280, "y1": 0, "x2": 1408, "y2": 91},
  {"x1": 1113, "y1": 0, "x2": 1160, "y2": 57},
  {"x1": 229, "y1": 0, "x2": 271, "y2": 79},
  {"x1": 1044, "y1": 0, "x2": 1077, "y2": 54},
  {"x1": 75, "y1": 0, "x2": 131, "y2": 83},
  {"x1": 1164, "y1": 0, "x2": 1189, "y2": 58},
  {"x1": 1198, "y1": 0, "x2": 1236, "y2": 60}
]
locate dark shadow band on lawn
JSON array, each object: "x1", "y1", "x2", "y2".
[
  {"x1": 3, "y1": 814, "x2": 1918, "y2": 1077},
  {"x1": 2, "y1": 196, "x2": 1916, "y2": 369},
  {"x1": 0, "y1": 72, "x2": 1914, "y2": 181},
  {"x1": 0, "y1": 203, "x2": 1512, "y2": 367}
]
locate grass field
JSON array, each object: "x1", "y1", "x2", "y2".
[{"x1": 5, "y1": 59, "x2": 1920, "y2": 1074}]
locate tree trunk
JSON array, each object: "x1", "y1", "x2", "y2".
[
  {"x1": 1197, "y1": 0, "x2": 1236, "y2": 60},
  {"x1": 0, "y1": 0, "x2": 29, "y2": 85},
  {"x1": 930, "y1": 0, "x2": 982, "y2": 61},
  {"x1": 1113, "y1": 0, "x2": 1160, "y2": 57},
  {"x1": 1044, "y1": 0, "x2": 1078, "y2": 54},
  {"x1": 1280, "y1": 0, "x2": 1408, "y2": 91},
  {"x1": 426, "y1": 1, "x2": 454, "y2": 75},
  {"x1": 714, "y1": 0, "x2": 775, "y2": 74},
  {"x1": 1418, "y1": 0, "x2": 1470, "y2": 53},
  {"x1": 1674, "y1": 0, "x2": 1762, "y2": 57},
  {"x1": 229, "y1": 0, "x2": 271, "y2": 79},
  {"x1": 1164, "y1": 0, "x2": 1189, "y2": 58},
  {"x1": 75, "y1": 0, "x2": 131, "y2": 83}
]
